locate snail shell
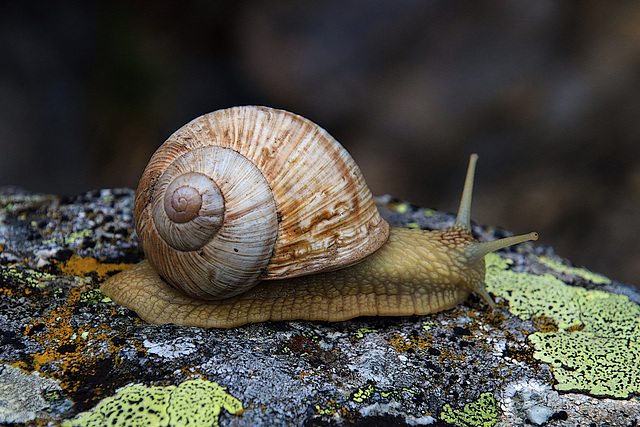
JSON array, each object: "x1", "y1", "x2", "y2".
[{"x1": 135, "y1": 106, "x2": 389, "y2": 300}]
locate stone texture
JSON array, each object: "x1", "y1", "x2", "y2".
[{"x1": 0, "y1": 187, "x2": 639, "y2": 426}]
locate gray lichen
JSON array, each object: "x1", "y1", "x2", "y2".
[
  {"x1": 1, "y1": 188, "x2": 639, "y2": 426},
  {"x1": 0, "y1": 364, "x2": 68, "y2": 423}
]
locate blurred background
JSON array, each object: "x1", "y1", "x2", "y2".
[{"x1": 1, "y1": 1, "x2": 639, "y2": 285}]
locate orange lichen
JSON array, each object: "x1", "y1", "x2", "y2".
[
  {"x1": 314, "y1": 399, "x2": 349, "y2": 418},
  {"x1": 299, "y1": 371, "x2": 313, "y2": 380},
  {"x1": 388, "y1": 332, "x2": 433, "y2": 353},
  {"x1": 14, "y1": 286, "x2": 144, "y2": 397},
  {"x1": 56, "y1": 255, "x2": 134, "y2": 281}
]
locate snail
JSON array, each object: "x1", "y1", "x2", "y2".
[{"x1": 101, "y1": 106, "x2": 538, "y2": 328}]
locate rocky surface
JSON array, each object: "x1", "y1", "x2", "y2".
[{"x1": 0, "y1": 187, "x2": 639, "y2": 426}]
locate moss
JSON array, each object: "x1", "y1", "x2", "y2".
[
  {"x1": 486, "y1": 253, "x2": 640, "y2": 398},
  {"x1": 440, "y1": 392, "x2": 498, "y2": 427},
  {"x1": 65, "y1": 379, "x2": 242, "y2": 427}
]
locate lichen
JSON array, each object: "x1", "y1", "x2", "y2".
[
  {"x1": 65, "y1": 379, "x2": 243, "y2": 427},
  {"x1": 144, "y1": 337, "x2": 198, "y2": 358},
  {"x1": 79, "y1": 288, "x2": 111, "y2": 303},
  {"x1": 42, "y1": 228, "x2": 93, "y2": 246},
  {"x1": 16, "y1": 286, "x2": 143, "y2": 400},
  {"x1": 57, "y1": 255, "x2": 133, "y2": 282},
  {"x1": 1, "y1": 266, "x2": 56, "y2": 288},
  {"x1": 350, "y1": 327, "x2": 377, "y2": 343},
  {"x1": 352, "y1": 384, "x2": 376, "y2": 403},
  {"x1": 314, "y1": 399, "x2": 348, "y2": 417},
  {"x1": 486, "y1": 253, "x2": 640, "y2": 398},
  {"x1": 281, "y1": 331, "x2": 322, "y2": 356},
  {"x1": 388, "y1": 332, "x2": 432, "y2": 353},
  {"x1": 440, "y1": 392, "x2": 499, "y2": 427},
  {"x1": 536, "y1": 255, "x2": 611, "y2": 285},
  {"x1": 0, "y1": 364, "x2": 65, "y2": 424},
  {"x1": 387, "y1": 202, "x2": 409, "y2": 214}
]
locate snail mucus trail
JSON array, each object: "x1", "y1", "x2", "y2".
[{"x1": 101, "y1": 106, "x2": 538, "y2": 328}]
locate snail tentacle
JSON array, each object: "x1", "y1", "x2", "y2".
[
  {"x1": 448, "y1": 154, "x2": 538, "y2": 307},
  {"x1": 102, "y1": 147, "x2": 538, "y2": 328}
]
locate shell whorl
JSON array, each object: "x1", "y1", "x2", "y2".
[
  {"x1": 134, "y1": 106, "x2": 389, "y2": 300},
  {"x1": 142, "y1": 146, "x2": 278, "y2": 299}
]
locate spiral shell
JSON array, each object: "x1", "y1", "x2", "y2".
[{"x1": 134, "y1": 106, "x2": 389, "y2": 299}]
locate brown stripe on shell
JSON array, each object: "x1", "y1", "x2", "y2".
[
  {"x1": 197, "y1": 106, "x2": 389, "y2": 279},
  {"x1": 137, "y1": 146, "x2": 279, "y2": 299},
  {"x1": 135, "y1": 106, "x2": 389, "y2": 294}
]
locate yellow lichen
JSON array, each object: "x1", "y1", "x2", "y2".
[
  {"x1": 486, "y1": 253, "x2": 640, "y2": 398},
  {"x1": 350, "y1": 328, "x2": 378, "y2": 343},
  {"x1": 65, "y1": 379, "x2": 242, "y2": 427},
  {"x1": 440, "y1": 392, "x2": 499, "y2": 427},
  {"x1": 536, "y1": 255, "x2": 611, "y2": 285}
]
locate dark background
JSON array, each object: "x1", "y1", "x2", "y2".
[{"x1": 1, "y1": 1, "x2": 639, "y2": 285}]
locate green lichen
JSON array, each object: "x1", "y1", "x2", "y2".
[
  {"x1": 43, "y1": 228, "x2": 93, "y2": 246},
  {"x1": 380, "y1": 389, "x2": 402, "y2": 400},
  {"x1": 537, "y1": 255, "x2": 611, "y2": 285},
  {"x1": 423, "y1": 208, "x2": 437, "y2": 217},
  {"x1": 314, "y1": 400, "x2": 346, "y2": 417},
  {"x1": 486, "y1": 253, "x2": 640, "y2": 398},
  {"x1": 315, "y1": 403, "x2": 334, "y2": 416},
  {"x1": 101, "y1": 194, "x2": 115, "y2": 203},
  {"x1": 1, "y1": 266, "x2": 56, "y2": 288},
  {"x1": 440, "y1": 392, "x2": 498, "y2": 427},
  {"x1": 65, "y1": 379, "x2": 243, "y2": 427},
  {"x1": 352, "y1": 384, "x2": 376, "y2": 403},
  {"x1": 350, "y1": 384, "x2": 404, "y2": 404},
  {"x1": 351, "y1": 328, "x2": 378, "y2": 342},
  {"x1": 79, "y1": 288, "x2": 111, "y2": 304},
  {"x1": 395, "y1": 203, "x2": 409, "y2": 214}
]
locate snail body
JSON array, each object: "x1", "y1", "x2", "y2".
[{"x1": 101, "y1": 106, "x2": 537, "y2": 328}]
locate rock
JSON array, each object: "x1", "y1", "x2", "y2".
[
  {"x1": 0, "y1": 187, "x2": 639, "y2": 426},
  {"x1": 526, "y1": 404, "x2": 554, "y2": 425}
]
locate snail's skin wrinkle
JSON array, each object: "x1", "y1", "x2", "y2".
[{"x1": 101, "y1": 228, "x2": 486, "y2": 328}]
